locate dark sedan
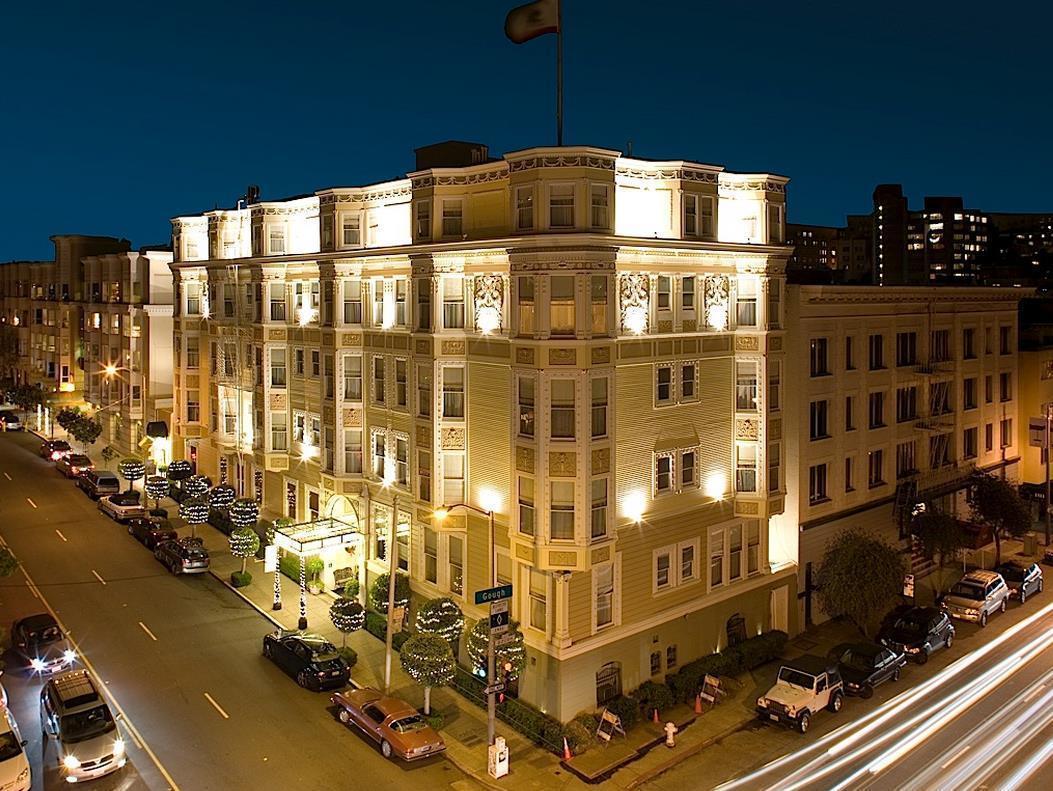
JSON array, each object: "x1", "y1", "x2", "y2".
[
  {"x1": 262, "y1": 630, "x2": 350, "y2": 691},
  {"x1": 127, "y1": 517, "x2": 178, "y2": 550},
  {"x1": 829, "y1": 642, "x2": 907, "y2": 698},
  {"x1": 154, "y1": 537, "x2": 210, "y2": 574},
  {"x1": 11, "y1": 613, "x2": 76, "y2": 674},
  {"x1": 995, "y1": 561, "x2": 1044, "y2": 604},
  {"x1": 56, "y1": 453, "x2": 94, "y2": 478},
  {"x1": 39, "y1": 439, "x2": 71, "y2": 461},
  {"x1": 878, "y1": 606, "x2": 955, "y2": 664}
]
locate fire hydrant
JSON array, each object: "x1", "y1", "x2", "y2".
[{"x1": 664, "y1": 721, "x2": 678, "y2": 748}]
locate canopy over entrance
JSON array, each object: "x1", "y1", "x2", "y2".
[{"x1": 273, "y1": 516, "x2": 362, "y2": 557}]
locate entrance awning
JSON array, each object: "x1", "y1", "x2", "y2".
[{"x1": 273, "y1": 517, "x2": 362, "y2": 556}]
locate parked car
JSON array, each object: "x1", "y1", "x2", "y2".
[
  {"x1": 0, "y1": 706, "x2": 30, "y2": 791},
  {"x1": 126, "y1": 517, "x2": 178, "y2": 550},
  {"x1": 828, "y1": 642, "x2": 907, "y2": 698},
  {"x1": 98, "y1": 491, "x2": 147, "y2": 523},
  {"x1": 154, "y1": 537, "x2": 210, "y2": 574},
  {"x1": 10, "y1": 614, "x2": 76, "y2": 675},
  {"x1": 940, "y1": 570, "x2": 1010, "y2": 627},
  {"x1": 39, "y1": 440, "x2": 72, "y2": 461},
  {"x1": 2, "y1": 413, "x2": 22, "y2": 431},
  {"x1": 995, "y1": 561, "x2": 1044, "y2": 604},
  {"x1": 39, "y1": 670, "x2": 126, "y2": 783},
  {"x1": 77, "y1": 470, "x2": 120, "y2": 500},
  {"x1": 262, "y1": 629, "x2": 350, "y2": 691},
  {"x1": 878, "y1": 606, "x2": 955, "y2": 663},
  {"x1": 331, "y1": 688, "x2": 446, "y2": 760},
  {"x1": 756, "y1": 655, "x2": 844, "y2": 733},
  {"x1": 56, "y1": 453, "x2": 94, "y2": 479}
]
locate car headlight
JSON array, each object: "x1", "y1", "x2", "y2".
[
  {"x1": 906, "y1": 647, "x2": 920, "y2": 653},
  {"x1": 113, "y1": 738, "x2": 125, "y2": 756},
  {"x1": 757, "y1": 697, "x2": 767, "y2": 708},
  {"x1": 64, "y1": 649, "x2": 77, "y2": 664},
  {"x1": 63, "y1": 754, "x2": 81, "y2": 770},
  {"x1": 31, "y1": 658, "x2": 46, "y2": 672},
  {"x1": 786, "y1": 706, "x2": 796, "y2": 717}
]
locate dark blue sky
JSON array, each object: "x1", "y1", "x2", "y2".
[{"x1": 2, "y1": 1, "x2": 1049, "y2": 260}]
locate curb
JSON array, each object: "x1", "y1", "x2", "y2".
[
  {"x1": 622, "y1": 719, "x2": 748, "y2": 790},
  {"x1": 207, "y1": 568, "x2": 285, "y2": 630}
]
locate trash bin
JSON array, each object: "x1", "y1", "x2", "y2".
[{"x1": 1023, "y1": 532, "x2": 1038, "y2": 555}]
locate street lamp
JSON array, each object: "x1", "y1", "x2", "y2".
[{"x1": 434, "y1": 501, "x2": 498, "y2": 748}]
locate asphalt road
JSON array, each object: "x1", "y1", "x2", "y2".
[{"x1": 0, "y1": 431, "x2": 477, "y2": 791}]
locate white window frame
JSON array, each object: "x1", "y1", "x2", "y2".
[
  {"x1": 653, "y1": 545, "x2": 675, "y2": 593},
  {"x1": 591, "y1": 557, "x2": 620, "y2": 633},
  {"x1": 441, "y1": 199, "x2": 464, "y2": 238},
  {"x1": 340, "y1": 212, "x2": 362, "y2": 248},
  {"x1": 515, "y1": 185, "x2": 535, "y2": 231},
  {"x1": 548, "y1": 183, "x2": 575, "y2": 229}
]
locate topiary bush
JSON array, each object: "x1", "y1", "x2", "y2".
[
  {"x1": 632, "y1": 680, "x2": 674, "y2": 718},
  {"x1": 369, "y1": 571, "x2": 410, "y2": 613},
  {"x1": 230, "y1": 570, "x2": 252, "y2": 588}
]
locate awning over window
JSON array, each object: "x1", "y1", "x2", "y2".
[{"x1": 146, "y1": 421, "x2": 169, "y2": 438}]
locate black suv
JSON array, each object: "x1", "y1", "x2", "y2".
[
  {"x1": 828, "y1": 642, "x2": 907, "y2": 698},
  {"x1": 878, "y1": 606, "x2": 955, "y2": 664},
  {"x1": 262, "y1": 630, "x2": 350, "y2": 691},
  {"x1": 995, "y1": 561, "x2": 1044, "y2": 604}
]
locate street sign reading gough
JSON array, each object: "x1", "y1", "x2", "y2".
[{"x1": 475, "y1": 584, "x2": 513, "y2": 605}]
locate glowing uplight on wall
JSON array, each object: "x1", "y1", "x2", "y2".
[
  {"x1": 300, "y1": 436, "x2": 318, "y2": 462},
  {"x1": 476, "y1": 306, "x2": 500, "y2": 335},
  {"x1": 478, "y1": 487, "x2": 501, "y2": 514},
  {"x1": 59, "y1": 382, "x2": 74, "y2": 393},
  {"x1": 623, "y1": 490, "x2": 646, "y2": 524},
  {"x1": 103, "y1": 363, "x2": 118, "y2": 378},
  {"x1": 705, "y1": 472, "x2": 727, "y2": 501},
  {"x1": 707, "y1": 303, "x2": 728, "y2": 332},
  {"x1": 623, "y1": 305, "x2": 647, "y2": 335},
  {"x1": 297, "y1": 291, "x2": 316, "y2": 327}
]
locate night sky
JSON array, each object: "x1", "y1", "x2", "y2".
[{"x1": 2, "y1": 0, "x2": 1050, "y2": 260}]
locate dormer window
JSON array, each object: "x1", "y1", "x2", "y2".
[{"x1": 550, "y1": 184, "x2": 575, "y2": 229}]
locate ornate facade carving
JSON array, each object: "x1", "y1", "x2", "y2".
[
  {"x1": 516, "y1": 446, "x2": 535, "y2": 474},
  {"x1": 342, "y1": 408, "x2": 361, "y2": 428},
  {"x1": 440, "y1": 427, "x2": 466, "y2": 450},
  {"x1": 591, "y1": 447, "x2": 610, "y2": 474},
  {"x1": 591, "y1": 346, "x2": 611, "y2": 365},
  {"x1": 441, "y1": 340, "x2": 466, "y2": 356},
  {"x1": 509, "y1": 155, "x2": 615, "y2": 173},
  {"x1": 516, "y1": 347, "x2": 536, "y2": 365},
  {"x1": 591, "y1": 546, "x2": 611, "y2": 564},
  {"x1": 703, "y1": 275, "x2": 730, "y2": 331},
  {"x1": 548, "y1": 452, "x2": 576, "y2": 477},
  {"x1": 549, "y1": 348, "x2": 576, "y2": 365},
  {"x1": 547, "y1": 551, "x2": 577, "y2": 568},
  {"x1": 736, "y1": 500, "x2": 760, "y2": 515},
  {"x1": 735, "y1": 418, "x2": 759, "y2": 440},
  {"x1": 735, "y1": 335, "x2": 760, "y2": 352},
  {"x1": 269, "y1": 392, "x2": 287, "y2": 410},
  {"x1": 473, "y1": 274, "x2": 503, "y2": 334},
  {"x1": 619, "y1": 273, "x2": 650, "y2": 334}
]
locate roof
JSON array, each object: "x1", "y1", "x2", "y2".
[
  {"x1": 18, "y1": 613, "x2": 58, "y2": 632},
  {"x1": 963, "y1": 570, "x2": 1002, "y2": 584},
  {"x1": 783, "y1": 654, "x2": 836, "y2": 675},
  {"x1": 51, "y1": 670, "x2": 99, "y2": 707}
]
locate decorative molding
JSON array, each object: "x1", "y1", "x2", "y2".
[
  {"x1": 411, "y1": 167, "x2": 508, "y2": 189},
  {"x1": 619, "y1": 272, "x2": 649, "y2": 334},
  {"x1": 516, "y1": 543, "x2": 535, "y2": 563},
  {"x1": 473, "y1": 274, "x2": 504, "y2": 334},
  {"x1": 341, "y1": 333, "x2": 363, "y2": 346},
  {"x1": 657, "y1": 320, "x2": 673, "y2": 334},
  {"x1": 735, "y1": 500, "x2": 760, "y2": 515},
  {"x1": 682, "y1": 319, "x2": 697, "y2": 333},
  {"x1": 615, "y1": 166, "x2": 718, "y2": 183},
  {"x1": 318, "y1": 185, "x2": 412, "y2": 204},
  {"x1": 268, "y1": 329, "x2": 287, "y2": 341},
  {"x1": 515, "y1": 446, "x2": 535, "y2": 474},
  {"x1": 735, "y1": 335, "x2": 760, "y2": 352},
  {"x1": 703, "y1": 275, "x2": 729, "y2": 331},
  {"x1": 415, "y1": 339, "x2": 432, "y2": 356},
  {"x1": 590, "y1": 346, "x2": 611, "y2": 365},
  {"x1": 768, "y1": 496, "x2": 785, "y2": 515},
  {"x1": 548, "y1": 452, "x2": 576, "y2": 477},
  {"x1": 719, "y1": 179, "x2": 787, "y2": 194},
  {"x1": 549, "y1": 348, "x2": 576, "y2": 366},
  {"x1": 735, "y1": 418, "x2": 759, "y2": 440},
  {"x1": 516, "y1": 347, "x2": 536, "y2": 365},
  {"x1": 768, "y1": 335, "x2": 783, "y2": 352},
  {"x1": 440, "y1": 426, "x2": 466, "y2": 450},
  {"x1": 591, "y1": 447, "x2": 610, "y2": 474},
  {"x1": 591, "y1": 546, "x2": 611, "y2": 564},
  {"x1": 441, "y1": 340, "x2": 465, "y2": 356},
  {"x1": 269, "y1": 392, "x2": 287, "y2": 410},
  {"x1": 343, "y1": 408, "x2": 361, "y2": 428},
  {"x1": 509, "y1": 155, "x2": 615, "y2": 173},
  {"x1": 547, "y1": 550, "x2": 577, "y2": 568}
]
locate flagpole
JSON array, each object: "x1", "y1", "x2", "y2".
[{"x1": 556, "y1": 0, "x2": 563, "y2": 146}]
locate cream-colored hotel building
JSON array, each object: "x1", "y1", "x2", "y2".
[{"x1": 169, "y1": 141, "x2": 794, "y2": 720}]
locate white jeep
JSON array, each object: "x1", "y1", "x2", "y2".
[{"x1": 756, "y1": 655, "x2": 844, "y2": 733}]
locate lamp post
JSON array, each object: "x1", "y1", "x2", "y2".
[
  {"x1": 435, "y1": 502, "x2": 497, "y2": 747},
  {"x1": 383, "y1": 492, "x2": 400, "y2": 693}
]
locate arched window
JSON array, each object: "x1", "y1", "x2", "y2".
[
  {"x1": 726, "y1": 613, "x2": 747, "y2": 647},
  {"x1": 596, "y1": 662, "x2": 622, "y2": 706}
]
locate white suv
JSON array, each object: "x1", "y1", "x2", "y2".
[
  {"x1": 40, "y1": 670, "x2": 126, "y2": 783},
  {"x1": 941, "y1": 570, "x2": 1010, "y2": 627},
  {"x1": 756, "y1": 656, "x2": 844, "y2": 733}
]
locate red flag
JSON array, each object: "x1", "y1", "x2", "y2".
[{"x1": 505, "y1": 0, "x2": 559, "y2": 44}]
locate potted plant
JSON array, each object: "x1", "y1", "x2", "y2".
[{"x1": 307, "y1": 556, "x2": 325, "y2": 594}]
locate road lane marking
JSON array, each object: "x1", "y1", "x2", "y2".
[
  {"x1": 138, "y1": 621, "x2": 157, "y2": 642},
  {"x1": 55, "y1": 529, "x2": 67, "y2": 542},
  {"x1": 26, "y1": 498, "x2": 36, "y2": 508},
  {"x1": 0, "y1": 533, "x2": 181, "y2": 790},
  {"x1": 941, "y1": 744, "x2": 971, "y2": 769},
  {"x1": 3, "y1": 472, "x2": 10, "y2": 480},
  {"x1": 91, "y1": 569, "x2": 107, "y2": 585},
  {"x1": 204, "y1": 692, "x2": 230, "y2": 719},
  {"x1": 1024, "y1": 683, "x2": 1046, "y2": 703}
]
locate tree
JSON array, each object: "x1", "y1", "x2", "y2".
[
  {"x1": 369, "y1": 571, "x2": 410, "y2": 614},
  {"x1": 399, "y1": 633, "x2": 455, "y2": 715},
  {"x1": 183, "y1": 475, "x2": 210, "y2": 499},
  {"x1": 969, "y1": 472, "x2": 1032, "y2": 566},
  {"x1": 415, "y1": 597, "x2": 464, "y2": 649},
  {"x1": 117, "y1": 458, "x2": 146, "y2": 494},
  {"x1": 145, "y1": 475, "x2": 169, "y2": 511},
  {"x1": 0, "y1": 547, "x2": 19, "y2": 578},
  {"x1": 68, "y1": 416, "x2": 101, "y2": 451},
  {"x1": 208, "y1": 484, "x2": 236, "y2": 512},
  {"x1": 815, "y1": 528, "x2": 906, "y2": 637},
  {"x1": 466, "y1": 618, "x2": 527, "y2": 682},
  {"x1": 166, "y1": 460, "x2": 192, "y2": 482},
  {"x1": 229, "y1": 498, "x2": 259, "y2": 531},
  {"x1": 912, "y1": 508, "x2": 970, "y2": 595},
  {"x1": 229, "y1": 526, "x2": 261, "y2": 574},
  {"x1": 10, "y1": 384, "x2": 43, "y2": 415},
  {"x1": 179, "y1": 495, "x2": 209, "y2": 539},
  {"x1": 56, "y1": 406, "x2": 82, "y2": 432},
  {"x1": 329, "y1": 598, "x2": 365, "y2": 648}
]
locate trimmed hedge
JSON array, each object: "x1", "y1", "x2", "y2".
[
  {"x1": 364, "y1": 610, "x2": 410, "y2": 652},
  {"x1": 450, "y1": 666, "x2": 565, "y2": 754},
  {"x1": 230, "y1": 571, "x2": 252, "y2": 588},
  {"x1": 666, "y1": 630, "x2": 788, "y2": 704},
  {"x1": 632, "y1": 680, "x2": 674, "y2": 718},
  {"x1": 604, "y1": 694, "x2": 641, "y2": 731}
]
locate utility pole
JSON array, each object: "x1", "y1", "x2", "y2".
[
  {"x1": 1046, "y1": 403, "x2": 1051, "y2": 547},
  {"x1": 487, "y1": 507, "x2": 496, "y2": 747}
]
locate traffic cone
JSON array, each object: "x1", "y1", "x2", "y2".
[
  {"x1": 694, "y1": 694, "x2": 703, "y2": 714},
  {"x1": 652, "y1": 707, "x2": 660, "y2": 724},
  {"x1": 562, "y1": 737, "x2": 573, "y2": 762}
]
